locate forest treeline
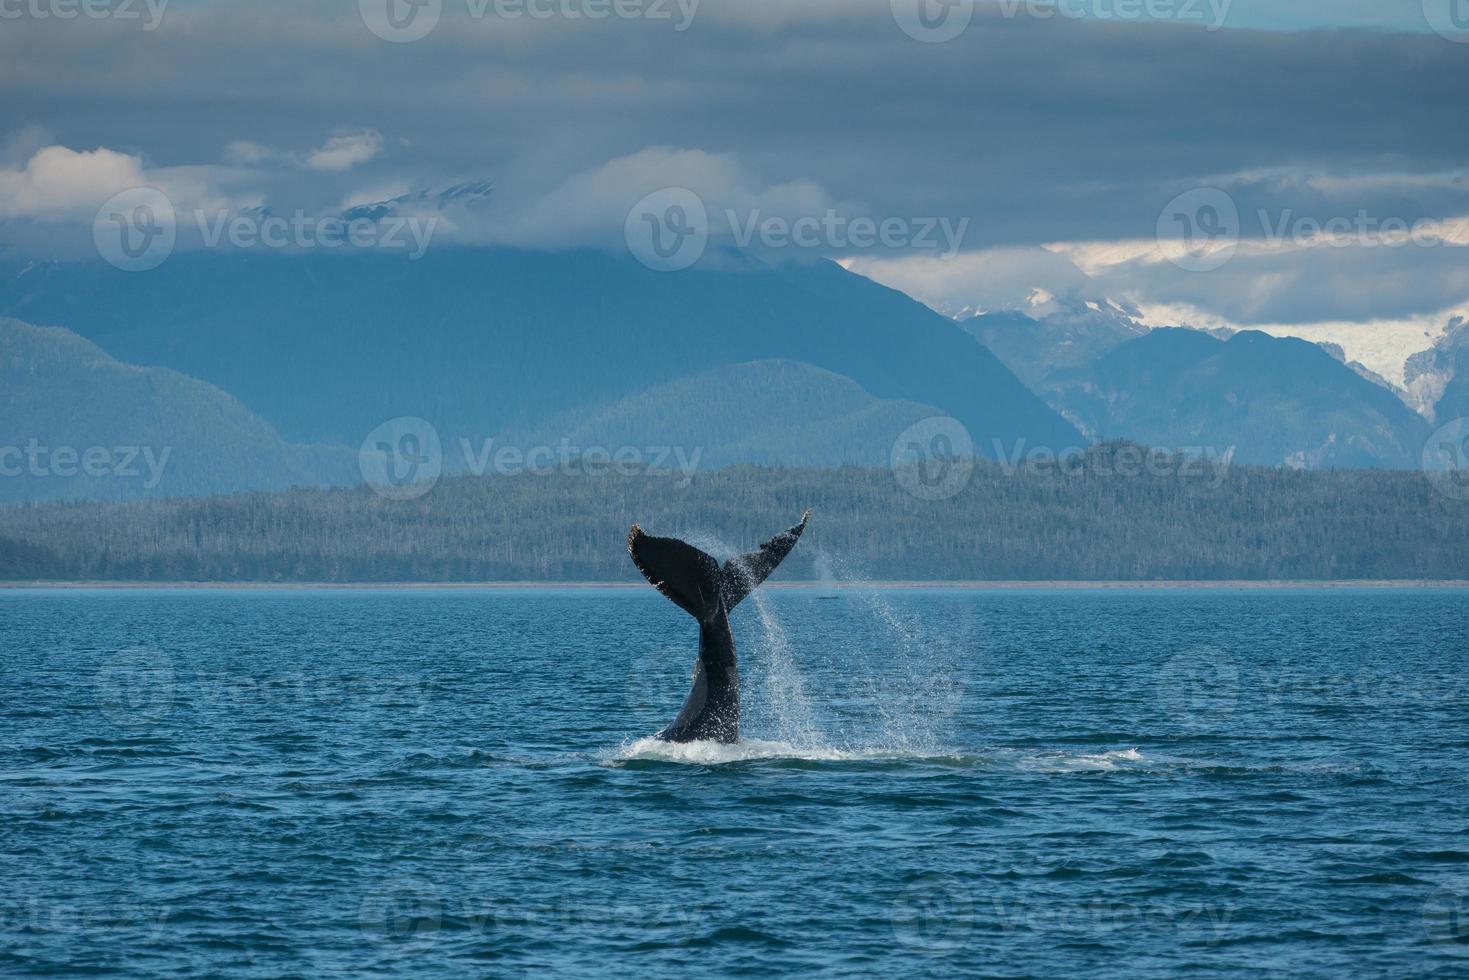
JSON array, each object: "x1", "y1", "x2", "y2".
[{"x1": 1, "y1": 454, "x2": 1465, "y2": 582}]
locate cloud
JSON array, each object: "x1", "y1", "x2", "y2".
[
  {"x1": 305, "y1": 129, "x2": 383, "y2": 172},
  {"x1": 436, "y1": 145, "x2": 841, "y2": 251},
  {"x1": 0, "y1": 145, "x2": 148, "y2": 218}
]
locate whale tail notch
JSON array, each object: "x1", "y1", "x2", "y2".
[{"x1": 627, "y1": 511, "x2": 810, "y2": 618}]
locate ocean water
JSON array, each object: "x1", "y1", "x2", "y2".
[{"x1": 1, "y1": 587, "x2": 1467, "y2": 977}]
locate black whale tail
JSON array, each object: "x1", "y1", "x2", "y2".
[{"x1": 628, "y1": 511, "x2": 810, "y2": 618}]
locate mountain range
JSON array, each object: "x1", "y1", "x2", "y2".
[
  {"x1": 960, "y1": 305, "x2": 1439, "y2": 467},
  {"x1": 0, "y1": 317, "x2": 353, "y2": 502},
  {"x1": 0, "y1": 246, "x2": 1456, "y2": 503}
]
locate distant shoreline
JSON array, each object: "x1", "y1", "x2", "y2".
[{"x1": 3, "y1": 580, "x2": 1468, "y2": 591}]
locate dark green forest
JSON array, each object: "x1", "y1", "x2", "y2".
[{"x1": 2, "y1": 450, "x2": 1465, "y2": 582}]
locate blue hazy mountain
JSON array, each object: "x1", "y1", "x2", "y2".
[
  {"x1": 1049, "y1": 328, "x2": 1431, "y2": 468},
  {"x1": 957, "y1": 302, "x2": 1147, "y2": 390},
  {"x1": 0, "y1": 249, "x2": 1081, "y2": 458},
  {"x1": 504, "y1": 359, "x2": 943, "y2": 468},
  {"x1": 0, "y1": 318, "x2": 354, "y2": 502}
]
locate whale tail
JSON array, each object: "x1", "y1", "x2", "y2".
[{"x1": 628, "y1": 511, "x2": 809, "y2": 618}]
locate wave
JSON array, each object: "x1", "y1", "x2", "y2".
[
  {"x1": 605, "y1": 738, "x2": 1161, "y2": 771},
  {"x1": 605, "y1": 736, "x2": 965, "y2": 767}
]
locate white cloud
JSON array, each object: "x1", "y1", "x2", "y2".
[
  {"x1": 443, "y1": 145, "x2": 841, "y2": 250},
  {"x1": 0, "y1": 144, "x2": 250, "y2": 223},
  {"x1": 0, "y1": 145, "x2": 149, "y2": 217},
  {"x1": 222, "y1": 139, "x2": 276, "y2": 165},
  {"x1": 305, "y1": 129, "x2": 383, "y2": 173}
]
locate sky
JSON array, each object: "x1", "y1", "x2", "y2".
[{"x1": 2, "y1": 0, "x2": 1467, "y2": 379}]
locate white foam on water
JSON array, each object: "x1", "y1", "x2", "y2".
[
  {"x1": 607, "y1": 736, "x2": 957, "y2": 766},
  {"x1": 1016, "y1": 747, "x2": 1148, "y2": 772}
]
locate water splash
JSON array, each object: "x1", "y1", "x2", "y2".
[
  {"x1": 668, "y1": 534, "x2": 967, "y2": 755},
  {"x1": 821, "y1": 553, "x2": 969, "y2": 754}
]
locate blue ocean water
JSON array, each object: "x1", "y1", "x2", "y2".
[{"x1": 1, "y1": 587, "x2": 1467, "y2": 977}]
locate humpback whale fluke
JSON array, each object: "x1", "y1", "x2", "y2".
[{"x1": 627, "y1": 512, "x2": 810, "y2": 743}]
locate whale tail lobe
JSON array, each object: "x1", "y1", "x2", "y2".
[{"x1": 628, "y1": 511, "x2": 809, "y2": 618}]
